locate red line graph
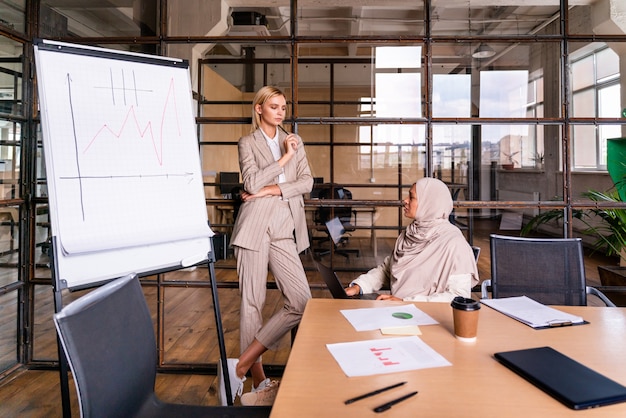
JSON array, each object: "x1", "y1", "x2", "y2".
[{"x1": 82, "y1": 77, "x2": 180, "y2": 166}]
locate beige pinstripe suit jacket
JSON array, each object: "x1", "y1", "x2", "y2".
[{"x1": 230, "y1": 129, "x2": 314, "y2": 254}]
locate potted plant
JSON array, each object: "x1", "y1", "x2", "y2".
[
  {"x1": 583, "y1": 187, "x2": 626, "y2": 305},
  {"x1": 531, "y1": 152, "x2": 544, "y2": 170},
  {"x1": 582, "y1": 188, "x2": 626, "y2": 264},
  {"x1": 501, "y1": 151, "x2": 519, "y2": 170}
]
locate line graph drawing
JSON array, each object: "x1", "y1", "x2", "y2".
[
  {"x1": 60, "y1": 69, "x2": 186, "y2": 221},
  {"x1": 83, "y1": 74, "x2": 181, "y2": 166}
]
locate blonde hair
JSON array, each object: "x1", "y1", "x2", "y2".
[{"x1": 251, "y1": 86, "x2": 287, "y2": 132}]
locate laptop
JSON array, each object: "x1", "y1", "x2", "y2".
[
  {"x1": 314, "y1": 260, "x2": 379, "y2": 300},
  {"x1": 494, "y1": 346, "x2": 626, "y2": 410}
]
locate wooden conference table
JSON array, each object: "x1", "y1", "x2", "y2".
[{"x1": 270, "y1": 299, "x2": 626, "y2": 417}]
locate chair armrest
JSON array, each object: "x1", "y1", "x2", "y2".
[
  {"x1": 586, "y1": 286, "x2": 617, "y2": 307},
  {"x1": 480, "y1": 279, "x2": 491, "y2": 299}
]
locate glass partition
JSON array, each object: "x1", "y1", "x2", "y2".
[
  {"x1": 0, "y1": 290, "x2": 18, "y2": 371},
  {"x1": 431, "y1": 3, "x2": 561, "y2": 37},
  {"x1": 41, "y1": 0, "x2": 159, "y2": 38},
  {"x1": 0, "y1": 0, "x2": 26, "y2": 34},
  {"x1": 297, "y1": 4, "x2": 424, "y2": 37}
]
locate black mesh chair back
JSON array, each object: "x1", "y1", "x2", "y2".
[
  {"x1": 54, "y1": 274, "x2": 270, "y2": 418},
  {"x1": 316, "y1": 187, "x2": 354, "y2": 227},
  {"x1": 488, "y1": 234, "x2": 614, "y2": 306}
]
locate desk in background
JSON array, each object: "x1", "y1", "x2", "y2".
[
  {"x1": 271, "y1": 299, "x2": 626, "y2": 417},
  {"x1": 206, "y1": 198, "x2": 235, "y2": 229}
]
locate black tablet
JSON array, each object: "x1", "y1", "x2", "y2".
[{"x1": 495, "y1": 346, "x2": 626, "y2": 410}]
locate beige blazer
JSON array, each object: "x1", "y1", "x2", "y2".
[{"x1": 231, "y1": 129, "x2": 313, "y2": 254}]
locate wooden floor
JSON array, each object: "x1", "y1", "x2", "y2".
[{"x1": 0, "y1": 218, "x2": 619, "y2": 417}]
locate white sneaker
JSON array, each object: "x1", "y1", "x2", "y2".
[
  {"x1": 217, "y1": 358, "x2": 245, "y2": 406},
  {"x1": 240, "y1": 379, "x2": 280, "y2": 406}
]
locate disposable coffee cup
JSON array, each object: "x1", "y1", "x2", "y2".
[{"x1": 451, "y1": 296, "x2": 480, "y2": 342}]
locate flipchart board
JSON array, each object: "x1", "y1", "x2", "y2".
[{"x1": 34, "y1": 40, "x2": 213, "y2": 290}]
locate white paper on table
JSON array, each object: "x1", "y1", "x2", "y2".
[
  {"x1": 340, "y1": 304, "x2": 438, "y2": 331},
  {"x1": 480, "y1": 296, "x2": 585, "y2": 328},
  {"x1": 326, "y1": 336, "x2": 451, "y2": 377}
]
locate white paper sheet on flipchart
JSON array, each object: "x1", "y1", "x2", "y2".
[
  {"x1": 480, "y1": 296, "x2": 585, "y2": 328},
  {"x1": 340, "y1": 304, "x2": 438, "y2": 332},
  {"x1": 326, "y1": 336, "x2": 451, "y2": 377}
]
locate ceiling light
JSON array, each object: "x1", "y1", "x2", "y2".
[{"x1": 472, "y1": 43, "x2": 496, "y2": 59}]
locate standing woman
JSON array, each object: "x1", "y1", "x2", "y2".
[{"x1": 218, "y1": 86, "x2": 313, "y2": 406}]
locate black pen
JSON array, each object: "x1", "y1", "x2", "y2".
[
  {"x1": 344, "y1": 381, "x2": 407, "y2": 405},
  {"x1": 373, "y1": 391, "x2": 418, "y2": 413}
]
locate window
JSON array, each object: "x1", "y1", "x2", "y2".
[{"x1": 571, "y1": 46, "x2": 621, "y2": 170}]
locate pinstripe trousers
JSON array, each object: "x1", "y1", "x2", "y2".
[{"x1": 234, "y1": 200, "x2": 312, "y2": 358}]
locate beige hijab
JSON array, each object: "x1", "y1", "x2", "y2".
[{"x1": 390, "y1": 178, "x2": 479, "y2": 298}]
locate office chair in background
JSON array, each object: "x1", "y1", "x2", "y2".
[
  {"x1": 54, "y1": 274, "x2": 271, "y2": 418},
  {"x1": 480, "y1": 234, "x2": 615, "y2": 307},
  {"x1": 218, "y1": 172, "x2": 241, "y2": 199},
  {"x1": 312, "y1": 186, "x2": 360, "y2": 259}
]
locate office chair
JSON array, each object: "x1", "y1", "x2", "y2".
[
  {"x1": 312, "y1": 187, "x2": 359, "y2": 259},
  {"x1": 315, "y1": 187, "x2": 356, "y2": 227},
  {"x1": 218, "y1": 172, "x2": 241, "y2": 198},
  {"x1": 471, "y1": 246, "x2": 481, "y2": 261},
  {"x1": 323, "y1": 216, "x2": 361, "y2": 258},
  {"x1": 54, "y1": 274, "x2": 271, "y2": 418},
  {"x1": 480, "y1": 234, "x2": 615, "y2": 307}
]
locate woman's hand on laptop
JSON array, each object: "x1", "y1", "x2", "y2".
[
  {"x1": 345, "y1": 284, "x2": 361, "y2": 297},
  {"x1": 377, "y1": 294, "x2": 401, "y2": 301}
]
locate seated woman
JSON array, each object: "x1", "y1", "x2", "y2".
[{"x1": 345, "y1": 177, "x2": 479, "y2": 302}]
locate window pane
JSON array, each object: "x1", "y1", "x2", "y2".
[
  {"x1": 598, "y1": 84, "x2": 621, "y2": 118},
  {"x1": 433, "y1": 124, "x2": 471, "y2": 188},
  {"x1": 333, "y1": 139, "x2": 424, "y2": 189},
  {"x1": 481, "y1": 123, "x2": 544, "y2": 172},
  {"x1": 432, "y1": 4, "x2": 561, "y2": 37},
  {"x1": 433, "y1": 75, "x2": 471, "y2": 117},
  {"x1": 0, "y1": 120, "x2": 21, "y2": 200},
  {"x1": 297, "y1": 5, "x2": 424, "y2": 37},
  {"x1": 41, "y1": 0, "x2": 159, "y2": 54},
  {"x1": 299, "y1": 63, "x2": 330, "y2": 91},
  {"x1": 572, "y1": 89, "x2": 595, "y2": 118},
  {"x1": 597, "y1": 80, "x2": 620, "y2": 167},
  {"x1": 376, "y1": 46, "x2": 421, "y2": 69},
  {"x1": 480, "y1": 71, "x2": 529, "y2": 118},
  {"x1": 375, "y1": 73, "x2": 421, "y2": 118},
  {"x1": 32, "y1": 285, "x2": 59, "y2": 360},
  {"x1": 334, "y1": 88, "x2": 374, "y2": 119},
  {"x1": 571, "y1": 55, "x2": 594, "y2": 91},
  {"x1": 572, "y1": 125, "x2": 597, "y2": 168},
  {"x1": 0, "y1": 290, "x2": 18, "y2": 372},
  {"x1": 304, "y1": 143, "x2": 330, "y2": 182},
  {"x1": 596, "y1": 48, "x2": 619, "y2": 82},
  {"x1": 0, "y1": 0, "x2": 26, "y2": 33},
  {"x1": 0, "y1": 37, "x2": 24, "y2": 117}
]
